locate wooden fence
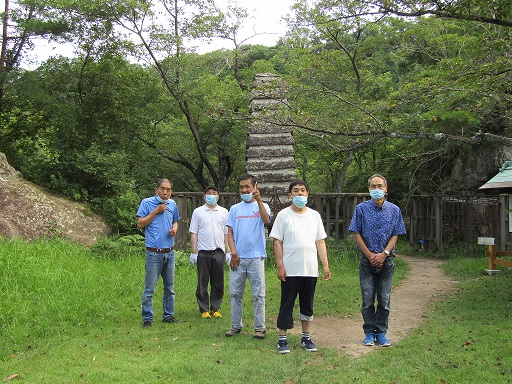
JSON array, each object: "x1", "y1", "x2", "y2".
[
  {"x1": 171, "y1": 192, "x2": 511, "y2": 252},
  {"x1": 172, "y1": 192, "x2": 368, "y2": 250},
  {"x1": 484, "y1": 244, "x2": 512, "y2": 270},
  {"x1": 406, "y1": 194, "x2": 510, "y2": 251}
]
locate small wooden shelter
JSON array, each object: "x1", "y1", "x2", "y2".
[
  {"x1": 478, "y1": 160, "x2": 512, "y2": 252},
  {"x1": 479, "y1": 161, "x2": 512, "y2": 191}
]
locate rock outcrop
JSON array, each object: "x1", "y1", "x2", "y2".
[{"x1": 0, "y1": 152, "x2": 110, "y2": 246}]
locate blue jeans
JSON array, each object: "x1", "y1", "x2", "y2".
[
  {"x1": 359, "y1": 254, "x2": 394, "y2": 335},
  {"x1": 229, "y1": 258, "x2": 266, "y2": 330},
  {"x1": 142, "y1": 250, "x2": 176, "y2": 322}
]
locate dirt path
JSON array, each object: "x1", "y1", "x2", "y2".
[{"x1": 291, "y1": 256, "x2": 457, "y2": 357}]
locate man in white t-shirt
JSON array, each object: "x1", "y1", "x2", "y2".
[
  {"x1": 189, "y1": 186, "x2": 230, "y2": 319},
  {"x1": 269, "y1": 180, "x2": 330, "y2": 354}
]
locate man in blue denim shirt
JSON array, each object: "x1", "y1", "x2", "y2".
[
  {"x1": 349, "y1": 174, "x2": 406, "y2": 347},
  {"x1": 137, "y1": 178, "x2": 180, "y2": 327}
]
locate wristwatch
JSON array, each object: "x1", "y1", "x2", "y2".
[{"x1": 384, "y1": 250, "x2": 390, "y2": 256}]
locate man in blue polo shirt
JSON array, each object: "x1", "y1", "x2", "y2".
[
  {"x1": 349, "y1": 174, "x2": 406, "y2": 347},
  {"x1": 137, "y1": 178, "x2": 180, "y2": 327}
]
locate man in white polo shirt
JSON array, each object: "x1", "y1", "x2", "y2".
[{"x1": 189, "y1": 186, "x2": 230, "y2": 318}]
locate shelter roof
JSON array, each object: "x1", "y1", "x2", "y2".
[{"x1": 479, "y1": 161, "x2": 512, "y2": 190}]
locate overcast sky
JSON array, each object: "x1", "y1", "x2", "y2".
[
  {"x1": 21, "y1": 0, "x2": 297, "y2": 67},
  {"x1": 211, "y1": 0, "x2": 296, "y2": 49}
]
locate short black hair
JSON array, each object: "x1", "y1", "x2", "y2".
[
  {"x1": 288, "y1": 179, "x2": 309, "y2": 194},
  {"x1": 238, "y1": 173, "x2": 257, "y2": 186}
]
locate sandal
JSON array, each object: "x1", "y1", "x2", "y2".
[
  {"x1": 253, "y1": 329, "x2": 266, "y2": 339},
  {"x1": 225, "y1": 327, "x2": 241, "y2": 337}
]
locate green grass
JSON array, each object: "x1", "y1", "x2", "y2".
[{"x1": 1, "y1": 238, "x2": 511, "y2": 383}]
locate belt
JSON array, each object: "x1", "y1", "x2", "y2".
[{"x1": 146, "y1": 247, "x2": 174, "y2": 253}]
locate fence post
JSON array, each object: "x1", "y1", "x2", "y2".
[
  {"x1": 409, "y1": 198, "x2": 416, "y2": 246},
  {"x1": 435, "y1": 196, "x2": 442, "y2": 249},
  {"x1": 325, "y1": 195, "x2": 331, "y2": 239},
  {"x1": 174, "y1": 194, "x2": 189, "y2": 250},
  {"x1": 487, "y1": 244, "x2": 497, "y2": 270}
]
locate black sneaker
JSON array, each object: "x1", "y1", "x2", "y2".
[
  {"x1": 277, "y1": 340, "x2": 290, "y2": 354},
  {"x1": 163, "y1": 316, "x2": 179, "y2": 323},
  {"x1": 300, "y1": 338, "x2": 318, "y2": 352},
  {"x1": 142, "y1": 320, "x2": 152, "y2": 328}
]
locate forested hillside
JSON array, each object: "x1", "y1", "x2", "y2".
[{"x1": 1, "y1": 0, "x2": 510, "y2": 234}]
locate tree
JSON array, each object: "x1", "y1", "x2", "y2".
[
  {"x1": 335, "y1": 0, "x2": 512, "y2": 28},
  {"x1": 278, "y1": 2, "x2": 512, "y2": 195},
  {"x1": 1, "y1": 54, "x2": 170, "y2": 222},
  {"x1": 274, "y1": 2, "x2": 399, "y2": 191},
  {"x1": 103, "y1": 0, "x2": 253, "y2": 191},
  {"x1": 0, "y1": 0, "x2": 72, "y2": 111}
]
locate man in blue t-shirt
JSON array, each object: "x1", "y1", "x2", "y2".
[
  {"x1": 349, "y1": 174, "x2": 406, "y2": 347},
  {"x1": 137, "y1": 178, "x2": 180, "y2": 327},
  {"x1": 224, "y1": 174, "x2": 271, "y2": 339}
]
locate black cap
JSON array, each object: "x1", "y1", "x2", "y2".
[{"x1": 204, "y1": 186, "x2": 218, "y2": 193}]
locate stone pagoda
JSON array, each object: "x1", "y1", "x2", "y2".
[{"x1": 246, "y1": 73, "x2": 297, "y2": 194}]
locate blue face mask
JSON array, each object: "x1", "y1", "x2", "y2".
[
  {"x1": 369, "y1": 189, "x2": 385, "y2": 200},
  {"x1": 240, "y1": 193, "x2": 253, "y2": 202},
  {"x1": 292, "y1": 196, "x2": 308, "y2": 208},
  {"x1": 156, "y1": 195, "x2": 168, "y2": 204},
  {"x1": 205, "y1": 195, "x2": 217, "y2": 205}
]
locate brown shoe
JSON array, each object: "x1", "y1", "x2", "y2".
[
  {"x1": 253, "y1": 329, "x2": 266, "y2": 339},
  {"x1": 225, "y1": 327, "x2": 241, "y2": 337}
]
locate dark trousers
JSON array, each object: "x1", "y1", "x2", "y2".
[
  {"x1": 277, "y1": 276, "x2": 317, "y2": 330},
  {"x1": 196, "y1": 249, "x2": 225, "y2": 313}
]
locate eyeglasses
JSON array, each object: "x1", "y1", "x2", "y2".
[{"x1": 369, "y1": 184, "x2": 385, "y2": 189}]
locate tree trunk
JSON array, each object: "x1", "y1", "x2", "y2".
[{"x1": 0, "y1": 0, "x2": 10, "y2": 112}]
